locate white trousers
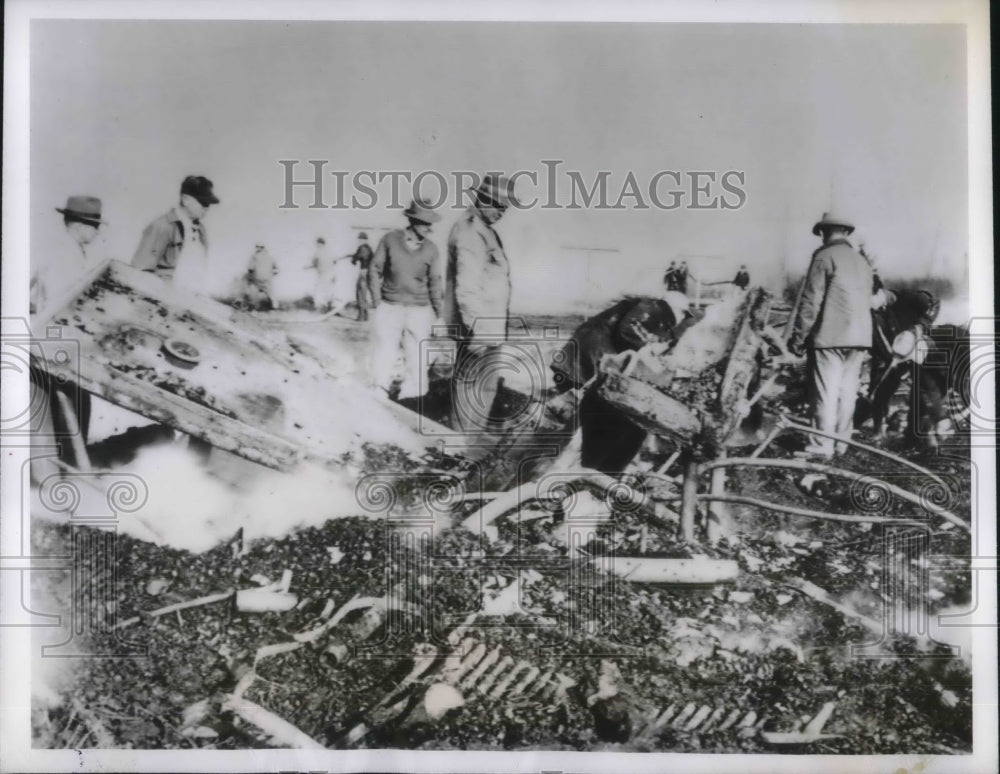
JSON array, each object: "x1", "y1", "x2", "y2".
[
  {"x1": 810, "y1": 347, "x2": 866, "y2": 455},
  {"x1": 371, "y1": 302, "x2": 434, "y2": 398}
]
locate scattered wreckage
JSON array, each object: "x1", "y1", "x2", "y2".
[{"x1": 31, "y1": 260, "x2": 971, "y2": 751}]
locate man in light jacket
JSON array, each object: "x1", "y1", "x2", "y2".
[
  {"x1": 444, "y1": 174, "x2": 517, "y2": 434},
  {"x1": 132, "y1": 175, "x2": 219, "y2": 291},
  {"x1": 788, "y1": 212, "x2": 873, "y2": 458}
]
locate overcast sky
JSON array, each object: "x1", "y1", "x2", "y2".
[{"x1": 31, "y1": 21, "x2": 968, "y2": 312}]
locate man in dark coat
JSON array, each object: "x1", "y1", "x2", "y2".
[
  {"x1": 552, "y1": 296, "x2": 682, "y2": 475},
  {"x1": 351, "y1": 232, "x2": 375, "y2": 321},
  {"x1": 862, "y1": 287, "x2": 940, "y2": 437},
  {"x1": 733, "y1": 264, "x2": 750, "y2": 290}
]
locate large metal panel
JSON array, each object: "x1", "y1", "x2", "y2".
[{"x1": 37, "y1": 260, "x2": 430, "y2": 470}]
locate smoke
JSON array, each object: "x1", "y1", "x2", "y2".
[{"x1": 111, "y1": 443, "x2": 368, "y2": 554}]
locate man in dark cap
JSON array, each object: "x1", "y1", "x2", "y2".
[
  {"x1": 132, "y1": 175, "x2": 220, "y2": 290},
  {"x1": 351, "y1": 232, "x2": 375, "y2": 321},
  {"x1": 444, "y1": 173, "x2": 518, "y2": 434},
  {"x1": 861, "y1": 286, "x2": 940, "y2": 438},
  {"x1": 788, "y1": 211, "x2": 873, "y2": 458},
  {"x1": 551, "y1": 294, "x2": 688, "y2": 474}
]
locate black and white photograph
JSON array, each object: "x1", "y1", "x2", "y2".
[{"x1": 1, "y1": 2, "x2": 995, "y2": 772}]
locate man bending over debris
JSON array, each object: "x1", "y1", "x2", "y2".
[
  {"x1": 788, "y1": 212, "x2": 873, "y2": 458},
  {"x1": 860, "y1": 287, "x2": 940, "y2": 438},
  {"x1": 368, "y1": 198, "x2": 444, "y2": 400},
  {"x1": 552, "y1": 293, "x2": 689, "y2": 474}
]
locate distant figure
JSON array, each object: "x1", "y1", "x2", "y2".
[
  {"x1": 552, "y1": 295, "x2": 686, "y2": 475},
  {"x1": 368, "y1": 198, "x2": 443, "y2": 400},
  {"x1": 444, "y1": 174, "x2": 519, "y2": 434},
  {"x1": 238, "y1": 244, "x2": 279, "y2": 311},
  {"x1": 306, "y1": 237, "x2": 335, "y2": 311},
  {"x1": 132, "y1": 175, "x2": 219, "y2": 292},
  {"x1": 351, "y1": 232, "x2": 375, "y2": 321},
  {"x1": 663, "y1": 261, "x2": 680, "y2": 292},
  {"x1": 733, "y1": 264, "x2": 750, "y2": 290},
  {"x1": 788, "y1": 211, "x2": 873, "y2": 458},
  {"x1": 677, "y1": 261, "x2": 690, "y2": 294}
]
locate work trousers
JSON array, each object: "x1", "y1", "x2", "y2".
[
  {"x1": 371, "y1": 301, "x2": 434, "y2": 399},
  {"x1": 356, "y1": 274, "x2": 374, "y2": 321},
  {"x1": 809, "y1": 347, "x2": 866, "y2": 456},
  {"x1": 450, "y1": 341, "x2": 506, "y2": 435}
]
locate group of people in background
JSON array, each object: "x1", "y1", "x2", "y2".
[{"x1": 30, "y1": 172, "x2": 961, "y2": 463}]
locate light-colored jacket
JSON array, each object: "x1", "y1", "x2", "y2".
[
  {"x1": 793, "y1": 239, "x2": 873, "y2": 349},
  {"x1": 444, "y1": 207, "x2": 511, "y2": 341},
  {"x1": 131, "y1": 206, "x2": 208, "y2": 280}
]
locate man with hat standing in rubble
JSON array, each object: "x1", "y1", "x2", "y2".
[
  {"x1": 788, "y1": 211, "x2": 873, "y2": 458},
  {"x1": 367, "y1": 198, "x2": 444, "y2": 401},
  {"x1": 29, "y1": 195, "x2": 106, "y2": 480},
  {"x1": 444, "y1": 174, "x2": 518, "y2": 434},
  {"x1": 32, "y1": 196, "x2": 105, "y2": 318},
  {"x1": 351, "y1": 232, "x2": 375, "y2": 321},
  {"x1": 132, "y1": 175, "x2": 220, "y2": 292}
]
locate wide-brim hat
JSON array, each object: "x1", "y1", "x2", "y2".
[
  {"x1": 180, "y1": 175, "x2": 221, "y2": 206},
  {"x1": 812, "y1": 211, "x2": 855, "y2": 236},
  {"x1": 403, "y1": 199, "x2": 441, "y2": 224},
  {"x1": 55, "y1": 195, "x2": 103, "y2": 225},
  {"x1": 469, "y1": 173, "x2": 521, "y2": 208}
]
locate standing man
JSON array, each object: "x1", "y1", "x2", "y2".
[
  {"x1": 238, "y1": 244, "x2": 280, "y2": 311},
  {"x1": 788, "y1": 212, "x2": 873, "y2": 458},
  {"x1": 32, "y1": 195, "x2": 104, "y2": 318},
  {"x1": 132, "y1": 175, "x2": 219, "y2": 291},
  {"x1": 29, "y1": 195, "x2": 105, "y2": 480},
  {"x1": 733, "y1": 264, "x2": 751, "y2": 290},
  {"x1": 444, "y1": 174, "x2": 518, "y2": 434},
  {"x1": 351, "y1": 232, "x2": 375, "y2": 321},
  {"x1": 306, "y1": 236, "x2": 335, "y2": 311},
  {"x1": 677, "y1": 261, "x2": 690, "y2": 295},
  {"x1": 368, "y1": 199, "x2": 443, "y2": 401},
  {"x1": 663, "y1": 261, "x2": 679, "y2": 292}
]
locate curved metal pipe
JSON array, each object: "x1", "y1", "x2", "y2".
[
  {"x1": 696, "y1": 493, "x2": 926, "y2": 527},
  {"x1": 700, "y1": 456, "x2": 969, "y2": 533}
]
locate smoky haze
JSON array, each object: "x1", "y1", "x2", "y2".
[{"x1": 31, "y1": 21, "x2": 968, "y2": 314}]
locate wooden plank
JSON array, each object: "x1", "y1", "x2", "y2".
[
  {"x1": 715, "y1": 288, "x2": 772, "y2": 444},
  {"x1": 595, "y1": 372, "x2": 702, "y2": 445}
]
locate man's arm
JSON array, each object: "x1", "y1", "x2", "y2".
[
  {"x1": 427, "y1": 248, "x2": 444, "y2": 319},
  {"x1": 132, "y1": 219, "x2": 167, "y2": 271},
  {"x1": 790, "y1": 252, "x2": 829, "y2": 350}
]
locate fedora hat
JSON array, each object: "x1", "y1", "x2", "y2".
[
  {"x1": 55, "y1": 195, "x2": 103, "y2": 225},
  {"x1": 812, "y1": 211, "x2": 855, "y2": 236},
  {"x1": 470, "y1": 173, "x2": 521, "y2": 207},
  {"x1": 403, "y1": 198, "x2": 441, "y2": 224},
  {"x1": 358, "y1": 232, "x2": 369, "y2": 240},
  {"x1": 180, "y1": 175, "x2": 220, "y2": 206}
]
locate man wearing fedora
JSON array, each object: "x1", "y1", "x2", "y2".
[
  {"x1": 367, "y1": 198, "x2": 444, "y2": 400},
  {"x1": 351, "y1": 231, "x2": 375, "y2": 321},
  {"x1": 444, "y1": 173, "x2": 518, "y2": 434},
  {"x1": 28, "y1": 195, "x2": 107, "y2": 481},
  {"x1": 31, "y1": 196, "x2": 105, "y2": 317},
  {"x1": 132, "y1": 175, "x2": 219, "y2": 290},
  {"x1": 788, "y1": 211, "x2": 874, "y2": 458}
]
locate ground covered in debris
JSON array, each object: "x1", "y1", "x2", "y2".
[{"x1": 31, "y1": 436, "x2": 973, "y2": 754}]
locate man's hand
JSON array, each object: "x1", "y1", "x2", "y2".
[{"x1": 787, "y1": 335, "x2": 805, "y2": 358}]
